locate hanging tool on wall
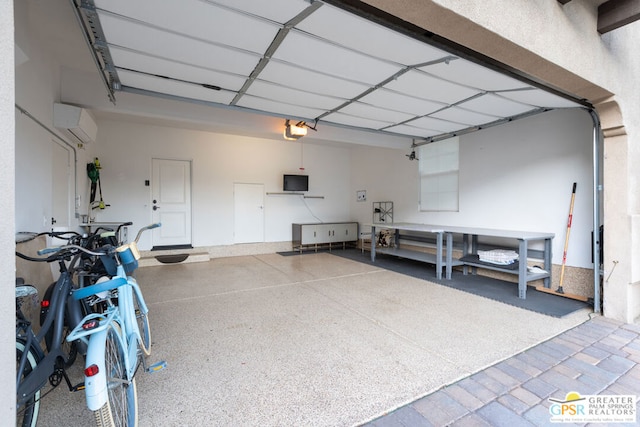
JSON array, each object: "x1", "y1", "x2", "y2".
[{"x1": 87, "y1": 157, "x2": 109, "y2": 210}]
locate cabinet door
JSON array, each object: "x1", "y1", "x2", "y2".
[
  {"x1": 315, "y1": 224, "x2": 334, "y2": 244},
  {"x1": 344, "y1": 223, "x2": 358, "y2": 242},
  {"x1": 331, "y1": 223, "x2": 357, "y2": 243},
  {"x1": 300, "y1": 225, "x2": 319, "y2": 244}
]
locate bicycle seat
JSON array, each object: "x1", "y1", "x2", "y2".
[
  {"x1": 15, "y1": 285, "x2": 38, "y2": 298},
  {"x1": 72, "y1": 276, "x2": 127, "y2": 300}
]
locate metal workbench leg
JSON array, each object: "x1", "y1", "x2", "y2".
[
  {"x1": 462, "y1": 234, "x2": 469, "y2": 275},
  {"x1": 446, "y1": 232, "x2": 453, "y2": 279},
  {"x1": 543, "y1": 238, "x2": 552, "y2": 288},
  {"x1": 435, "y1": 232, "x2": 443, "y2": 280},
  {"x1": 370, "y1": 226, "x2": 376, "y2": 262},
  {"x1": 518, "y1": 239, "x2": 527, "y2": 299},
  {"x1": 471, "y1": 235, "x2": 478, "y2": 275}
]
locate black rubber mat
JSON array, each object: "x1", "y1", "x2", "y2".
[
  {"x1": 155, "y1": 254, "x2": 189, "y2": 264},
  {"x1": 330, "y1": 249, "x2": 591, "y2": 318}
]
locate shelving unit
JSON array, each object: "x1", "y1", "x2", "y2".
[
  {"x1": 373, "y1": 201, "x2": 393, "y2": 223},
  {"x1": 359, "y1": 202, "x2": 394, "y2": 253}
]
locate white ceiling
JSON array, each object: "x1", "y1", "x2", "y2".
[{"x1": 74, "y1": 0, "x2": 583, "y2": 145}]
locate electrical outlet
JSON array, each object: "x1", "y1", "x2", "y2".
[{"x1": 357, "y1": 190, "x2": 366, "y2": 202}]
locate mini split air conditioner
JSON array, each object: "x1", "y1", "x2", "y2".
[{"x1": 53, "y1": 102, "x2": 98, "y2": 144}]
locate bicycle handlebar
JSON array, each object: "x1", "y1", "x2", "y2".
[
  {"x1": 36, "y1": 247, "x2": 62, "y2": 256},
  {"x1": 16, "y1": 230, "x2": 82, "y2": 242},
  {"x1": 36, "y1": 244, "x2": 112, "y2": 258},
  {"x1": 134, "y1": 223, "x2": 161, "y2": 244},
  {"x1": 16, "y1": 245, "x2": 96, "y2": 263},
  {"x1": 19, "y1": 223, "x2": 159, "y2": 262}
]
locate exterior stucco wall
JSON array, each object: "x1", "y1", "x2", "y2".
[
  {"x1": 1, "y1": 0, "x2": 15, "y2": 423},
  {"x1": 361, "y1": 0, "x2": 640, "y2": 322}
]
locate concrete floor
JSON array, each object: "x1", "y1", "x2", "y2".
[{"x1": 35, "y1": 252, "x2": 592, "y2": 426}]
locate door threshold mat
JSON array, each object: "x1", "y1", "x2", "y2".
[
  {"x1": 151, "y1": 244, "x2": 193, "y2": 251},
  {"x1": 155, "y1": 254, "x2": 189, "y2": 264},
  {"x1": 331, "y1": 249, "x2": 591, "y2": 318}
]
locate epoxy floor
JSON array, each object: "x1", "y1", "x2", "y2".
[{"x1": 36, "y1": 252, "x2": 592, "y2": 426}]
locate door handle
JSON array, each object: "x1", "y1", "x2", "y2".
[{"x1": 153, "y1": 205, "x2": 160, "y2": 211}]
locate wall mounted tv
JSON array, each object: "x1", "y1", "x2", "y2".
[{"x1": 283, "y1": 174, "x2": 309, "y2": 192}]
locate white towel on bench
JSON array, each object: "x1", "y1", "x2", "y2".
[{"x1": 477, "y1": 249, "x2": 519, "y2": 265}]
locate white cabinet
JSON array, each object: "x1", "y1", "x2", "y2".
[
  {"x1": 292, "y1": 222, "x2": 358, "y2": 252},
  {"x1": 330, "y1": 223, "x2": 358, "y2": 243}
]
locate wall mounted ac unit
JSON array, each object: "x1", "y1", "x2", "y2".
[{"x1": 53, "y1": 102, "x2": 98, "y2": 144}]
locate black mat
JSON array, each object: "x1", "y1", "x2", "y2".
[
  {"x1": 328, "y1": 249, "x2": 591, "y2": 318},
  {"x1": 155, "y1": 254, "x2": 189, "y2": 264}
]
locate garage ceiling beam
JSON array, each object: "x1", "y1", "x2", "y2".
[{"x1": 598, "y1": 0, "x2": 640, "y2": 34}]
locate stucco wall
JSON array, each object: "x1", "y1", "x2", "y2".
[{"x1": 2, "y1": 1, "x2": 15, "y2": 423}]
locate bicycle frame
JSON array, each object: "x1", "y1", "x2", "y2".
[
  {"x1": 67, "y1": 262, "x2": 149, "y2": 410},
  {"x1": 16, "y1": 267, "x2": 86, "y2": 407},
  {"x1": 66, "y1": 222, "x2": 161, "y2": 417}
]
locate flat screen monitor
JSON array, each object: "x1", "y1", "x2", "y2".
[{"x1": 283, "y1": 174, "x2": 309, "y2": 192}]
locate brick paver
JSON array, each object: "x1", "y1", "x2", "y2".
[{"x1": 364, "y1": 316, "x2": 640, "y2": 426}]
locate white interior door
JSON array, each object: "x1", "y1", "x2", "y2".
[
  {"x1": 151, "y1": 158, "x2": 192, "y2": 248},
  {"x1": 234, "y1": 183, "x2": 264, "y2": 244},
  {"x1": 51, "y1": 141, "x2": 70, "y2": 229}
]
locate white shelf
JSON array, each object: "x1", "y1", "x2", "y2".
[{"x1": 266, "y1": 192, "x2": 324, "y2": 199}]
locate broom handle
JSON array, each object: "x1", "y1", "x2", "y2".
[{"x1": 559, "y1": 182, "x2": 577, "y2": 288}]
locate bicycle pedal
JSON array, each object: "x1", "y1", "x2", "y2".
[
  {"x1": 71, "y1": 382, "x2": 85, "y2": 392},
  {"x1": 146, "y1": 360, "x2": 167, "y2": 373}
]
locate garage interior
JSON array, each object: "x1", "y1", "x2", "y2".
[{"x1": 13, "y1": 0, "x2": 640, "y2": 425}]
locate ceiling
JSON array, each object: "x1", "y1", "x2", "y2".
[{"x1": 72, "y1": 0, "x2": 584, "y2": 146}]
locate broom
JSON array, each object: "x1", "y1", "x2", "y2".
[
  {"x1": 557, "y1": 182, "x2": 577, "y2": 294},
  {"x1": 536, "y1": 182, "x2": 588, "y2": 302}
]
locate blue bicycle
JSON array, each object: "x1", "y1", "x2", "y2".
[{"x1": 45, "y1": 223, "x2": 165, "y2": 427}]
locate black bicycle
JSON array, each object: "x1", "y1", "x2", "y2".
[
  {"x1": 15, "y1": 241, "x2": 89, "y2": 427},
  {"x1": 35, "y1": 222, "x2": 133, "y2": 348}
]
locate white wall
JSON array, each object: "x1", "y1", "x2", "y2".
[
  {"x1": 14, "y1": 0, "x2": 96, "y2": 234},
  {"x1": 14, "y1": 93, "x2": 594, "y2": 270},
  {"x1": 92, "y1": 120, "x2": 352, "y2": 250},
  {"x1": 350, "y1": 108, "x2": 594, "y2": 268}
]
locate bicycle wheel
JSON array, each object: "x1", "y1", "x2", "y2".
[
  {"x1": 132, "y1": 291, "x2": 151, "y2": 356},
  {"x1": 16, "y1": 340, "x2": 40, "y2": 427},
  {"x1": 94, "y1": 322, "x2": 138, "y2": 427}
]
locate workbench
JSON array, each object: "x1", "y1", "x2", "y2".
[
  {"x1": 367, "y1": 223, "x2": 461, "y2": 280},
  {"x1": 366, "y1": 222, "x2": 554, "y2": 299}
]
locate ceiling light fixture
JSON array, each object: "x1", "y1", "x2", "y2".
[{"x1": 283, "y1": 119, "x2": 308, "y2": 140}]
